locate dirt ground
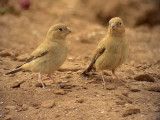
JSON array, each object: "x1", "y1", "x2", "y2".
[{"x1": 0, "y1": 0, "x2": 160, "y2": 120}]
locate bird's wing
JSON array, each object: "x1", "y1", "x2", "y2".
[
  {"x1": 16, "y1": 46, "x2": 50, "y2": 69},
  {"x1": 82, "y1": 39, "x2": 106, "y2": 75}
]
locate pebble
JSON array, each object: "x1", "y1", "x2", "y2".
[
  {"x1": 117, "y1": 95, "x2": 133, "y2": 104},
  {"x1": 22, "y1": 104, "x2": 28, "y2": 111},
  {"x1": 146, "y1": 86, "x2": 160, "y2": 92},
  {"x1": 41, "y1": 100, "x2": 55, "y2": 108},
  {"x1": 130, "y1": 86, "x2": 140, "y2": 92},
  {"x1": 134, "y1": 74, "x2": 155, "y2": 82},
  {"x1": 16, "y1": 54, "x2": 28, "y2": 62},
  {"x1": 59, "y1": 84, "x2": 76, "y2": 89},
  {"x1": 106, "y1": 84, "x2": 116, "y2": 90},
  {"x1": 76, "y1": 99, "x2": 84, "y2": 103},
  {"x1": 122, "y1": 107, "x2": 140, "y2": 117},
  {"x1": 5, "y1": 106, "x2": 16, "y2": 110},
  {"x1": 54, "y1": 89, "x2": 66, "y2": 95},
  {"x1": 0, "y1": 50, "x2": 14, "y2": 57},
  {"x1": 10, "y1": 80, "x2": 25, "y2": 88},
  {"x1": 4, "y1": 115, "x2": 12, "y2": 120}
]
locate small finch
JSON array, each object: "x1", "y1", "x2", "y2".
[
  {"x1": 82, "y1": 17, "x2": 128, "y2": 87},
  {"x1": 6, "y1": 23, "x2": 71, "y2": 88}
]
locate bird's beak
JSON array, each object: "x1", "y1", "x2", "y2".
[
  {"x1": 111, "y1": 23, "x2": 116, "y2": 28},
  {"x1": 67, "y1": 27, "x2": 72, "y2": 33}
]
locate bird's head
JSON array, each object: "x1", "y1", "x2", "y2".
[
  {"x1": 46, "y1": 23, "x2": 71, "y2": 41},
  {"x1": 108, "y1": 17, "x2": 125, "y2": 37}
]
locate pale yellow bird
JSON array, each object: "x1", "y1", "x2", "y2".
[
  {"x1": 82, "y1": 17, "x2": 128, "y2": 86},
  {"x1": 6, "y1": 23, "x2": 71, "y2": 88}
]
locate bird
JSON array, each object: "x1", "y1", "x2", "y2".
[
  {"x1": 82, "y1": 17, "x2": 128, "y2": 87},
  {"x1": 6, "y1": 23, "x2": 71, "y2": 88}
]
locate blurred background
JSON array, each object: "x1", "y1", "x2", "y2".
[
  {"x1": 1, "y1": 0, "x2": 160, "y2": 27},
  {"x1": 1, "y1": 0, "x2": 160, "y2": 62}
]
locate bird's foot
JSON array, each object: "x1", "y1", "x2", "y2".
[
  {"x1": 81, "y1": 71, "x2": 89, "y2": 76},
  {"x1": 38, "y1": 79, "x2": 46, "y2": 89},
  {"x1": 102, "y1": 81, "x2": 106, "y2": 88}
]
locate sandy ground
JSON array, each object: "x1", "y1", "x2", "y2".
[{"x1": 0, "y1": 0, "x2": 160, "y2": 120}]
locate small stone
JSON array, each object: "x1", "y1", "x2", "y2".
[
  {"x1": 44, "y1": 80, "x2": 54, "y2": 86},
  {"x1": 122, "y1": 107, "x2": 140, "y2": 117},
  {"x1": 41, "y1": 100, "x2": 55, "y2": 108},
  {"x1": 31, "y1": 103, "x2": 40, "y2": 109},
  {"x1": 22, "y1": 104, "x2": 28, "y2": 111},
  {"x1": 58, "y1": 64, "x2": 80, "y2": 72},
  {"x1": 4, "y1": 109, "x2": 10, "y2": 114},
  {"x1": 121, "y1": 91, "x2": 129, "y2": 97},
  {"x1": 134, "y1": 74, "x2": 155, "y2": 82},
  {"x1": 0, "y1": 50, "x2": 14, "y2": 57},
  {"x1": 54, "y1": 89, "x2": 66, "y2": 95},
  {"x1": 4, "y1": 115, "x2": 12, "y2": 120},
  {"x1": 5, "y1": 106, "x2": 16, "y2": 110},
  {"x1": 35, "y1": 82, "x2": 46, "y2": 88},
  {"x1": 76, "y1": 99, "x2": 84, "y2": 103},
  {"x1": 106, "y1": 84, "x2": 116, "y2": 90},
  {"x1": 146, "y1": 86, "x2": 160, "y2": 92},
  {"x1": 59, "y1": 84, "x2": 76, "y2": 89},
  {"x1": 20, "y1": 82, "x2": 31, "y2": 89},
  {"x1": 10, "y1": 80, "x2": 25, "y2": 88},
  {"x1": 130, "y1": 86, "x2": 140, "y2": 92},
  {"x1": 117, "y1": 95, "x2": 133, "y2": 104},
  {"x1": 16, "y1": 54, "x2": 28, "y2": 62},
  {"x1": 116, "y1": 100, "x2": 125, "y2": 105},
  {"x1": 126, "y1": 69, "x2": 135, "y2": 75}
]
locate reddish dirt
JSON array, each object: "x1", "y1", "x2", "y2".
[{"x1": 0, "y1": 0, "x2": 160, "y2": 120}]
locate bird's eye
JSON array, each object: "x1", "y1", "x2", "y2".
[
  {"x1": 58, "y1": 28, "x2": 63, "y2": 31},
  {"x1": 119, "y1": 22, "x2": 122, "y2": 25}
]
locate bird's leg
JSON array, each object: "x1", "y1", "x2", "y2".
[
  {"x1": 38, "y1": 72, "x2": 45, "y2": 88},
  {"x1": 112, "y1": 69, "x2": 120, "y2": 81},
  {"x1": 100, "y1": 71, "x2": 106, "y2": 88}
]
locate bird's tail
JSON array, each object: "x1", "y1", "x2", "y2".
[
  {"x1": 5, "y1": 68, "x2": 22, "y2": 75},
  {"x1": 81, "y1": 65, "x2": 94, "y2": 75}
]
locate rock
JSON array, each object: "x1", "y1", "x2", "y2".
[
  {"x1": 76, "y1": 99, "x2": 84, "y2": 103},
  {"x1": 31, "y1": 103, "x2": 40, "y2": 109},
  {"x1": 4, "y1": 115, "x2": 12, "y2": 120},
  {"x1": 0, "y1": 50, "x2": 14, "y2": 57},
  {"x1": 106, "y1": 84, "x2": 116, "y2": 90},
  {"x1": 59, "y1": 84, "x2": 76, "y2": 89},
  {"x1": 5, "y1": 106, "x2": 16, "y2": 110},
  {"x1": 121, "y1": 91, "x2": 129, "y2": 97},
  {"x1": 116, "y1": 100, "x2": 125, "y2": 105},
  {"x1": 117, "y1": 95, "x2": 133, "y2": 104},
  {"x1": 10, "y1": 80, "x2": 25, "y2": 88},
  {"x1": 58, "y1": 64, "x2": 80, "y2": 72},
  {"x1": 20, "y1": 82, "x2": 31, "y2": 89},
  {"x1": 122, "y1": 107, "x2": 140, "y2": 117},
  {"x1": 4, "y1": 109, "x2": 10, "y2": 114},
  {"x1": 22, "y1": 104, "x2": 28, "y2": 111},
  {"x1": 41, "y1": 100, "x2": 55, "y2": 108},
  {"x1": 126, "y1": 69, "x2": 135, "y2": 75},
  {"x1": 16, "y1": 54, "x2": 28, "y2": 62},
  {"x1": 54, "y1": 89, "x2": 66, "y2": 95},
  {"x1": 146, "y1": 86, "x2": 160, "y2": 92},
  {"x1": 44, "y1": 80, "x2": 55, "y2": 86},
  {"x1": 35, "y1": 82, "x2": 46, "y2": 88},
  {"x1": 134, "y1": 74, "x2": 155, "y2": 82},
  {"x1": 130, "y1": 86, "x2": 140, "y2": 92}
]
